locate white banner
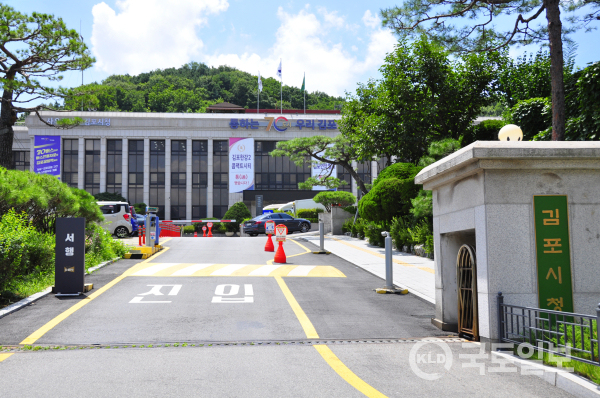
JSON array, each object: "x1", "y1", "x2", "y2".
[
  {"x1": 229, "y1": 138, "x2": 254, "y2": 193},
  {"x1": 311, "y1": 151, "x2": 337, "y2": 191}
]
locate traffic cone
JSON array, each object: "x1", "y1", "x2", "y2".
[
  {"x1": 203, "y1": 229, "x2": 206, "y2": 237},
  {"x1": 208, "y1": 226, "x2": 213, "y2": 237},
  {"x1": 265, "y1": 234, "x2": 274, "y2": 252},
  {"x1": 194, "y1": 231, "x2": 197, "y2": 237},
  {"x1": 274, "y1": 241, "x2": 286, "y2": 263}
]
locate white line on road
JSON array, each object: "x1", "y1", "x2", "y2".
[
  {"x1": 248, "y1": 264, "x2": 283, "y2": 276},
  {"x1": 132, "y1": 263, "x2": 179, "y2": 276},
  {"x1": 171, "y1": 263, "x2": 215, "y2": 276},
  {"x1": 288, "y1": 266, "x2": 316, "y2": 276},
  {"x1": 210, "y1": 264, "x2": 249, "y2": 276}
]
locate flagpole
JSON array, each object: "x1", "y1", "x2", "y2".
[
  {"x1": 303, "y1": 72, "x2": 306, "y2": 115},
  {"x1": 280, "y1": 59, "x2": 282, "y2": 114}
]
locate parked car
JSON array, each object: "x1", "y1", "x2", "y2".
[
  {"x1": 130, "y1": 206, "x2": 139, "y2": 236},
  {"x1": 136, "y1": 214, "x2": 146, "y2": 224},
  {"x1": 97, "y1": 201, "x2": 132, "y2": 238},
  {"x1": 243, "y1": 213, "x2": 311, "y2": 236}
]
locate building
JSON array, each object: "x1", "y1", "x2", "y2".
[{"x1": 14, "y1": 111, "x2": 386, "y2": 220}]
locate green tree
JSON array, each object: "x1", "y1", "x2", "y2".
[
  {"x1": 340, "y1": 38, "x2": 498, "y2": 164},
  {"x1": 271, "y1": 135, "x2": 371, "y2": 194},
  {"x1": 0, "y1": 5, "x2": 94, "y2": 168},
  {"x1": 380, "y1": 0, "x2": 599, "y2": 141},
  {"x1": 313, "y1": 191, "x2": 357, "y2": 212},
  {"x1": 94, "y1": 192, "x2": 127, "y2": 202},
  {"x1": 223, "y1": 202, "x2": 251, "y2": 232}
]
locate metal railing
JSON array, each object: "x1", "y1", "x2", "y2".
[{"x1": 497, "y1": 292, "x2": 599, "y2": 366}]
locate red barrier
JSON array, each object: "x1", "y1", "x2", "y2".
[{"x1": 159, "y1": 222, "x2": 180, "y2": 237}]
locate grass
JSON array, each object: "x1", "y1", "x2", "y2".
[
  {"x1": 523, "y1": 348, "x2": 600, "y2": 385},
  {"x1": 0, "y1": 270, "x2": 55, "y2": 308}
]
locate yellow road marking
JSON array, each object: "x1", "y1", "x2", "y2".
[
  {"x1": 276, "y1": 275, "x2": 387, "y2": 397},
  {"x1": 330, "y1": 237, "x2": 435, "y2": 274},
  {"x1": 275, "y1": 276, "x2": 319, "y2": 339},
  {"x1": 128, "y1": 263, "x2": 346, "y2": 277},
  {"x1": 0, "y1": 353, "x2": 13, "y2": 362},
  {"x1": 314, "y1": 345, "x2": 388, "y2": 398},
  {"x1": 19, "y1": 248, "x2": 171, "y2": 345}
]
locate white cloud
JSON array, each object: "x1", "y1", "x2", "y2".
[
  {"x1": 351, "y1": 45, "x2": 358, "y2": 52},
  {"x1": 362, "y1": 10, "x2": 380, "y2": 29},
  {"x1": 91, "y1": 0, "x2": 229, "y2": 74},
  {"x1": 204, "y1": 8, "x2": 396, "y2": 96},
  {"x1": 317, "y1": 7, "x2": 345, "y2": 28}
]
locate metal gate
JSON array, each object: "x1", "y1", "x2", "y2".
[{"x1": 457, "y1": 244, "x2": 479, "y2": 340}]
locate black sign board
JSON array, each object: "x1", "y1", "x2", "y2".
[
  {"x1": 255, "y1": 195, "x2": 263, "y2": 216},
  {"x1": 55, "y1": 218, "x2": 86, "y2": 295}
]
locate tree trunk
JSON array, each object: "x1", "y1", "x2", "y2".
[
  {"x1": 546, "y1": 0, "x2": 566, "y2": 141},
  {"x1": 0, "y1": 85, "x2": 15, "y2": 169},
  {"x1": 342, "y1": 161, "x2": 368, "y2": 195}
]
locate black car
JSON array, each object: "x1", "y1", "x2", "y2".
[{"x1": 243, "y1": 213, "x2": 312, "y2": 236}]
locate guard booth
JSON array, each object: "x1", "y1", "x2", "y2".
[
  {"x1": 415, "y1": 141, "x2": 600, "y2": 343},
  {"x1": 145, "y1": 207, "x2": 160, "y2": 247}
]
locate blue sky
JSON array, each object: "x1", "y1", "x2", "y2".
[{"x1": 8, "y1": 0, "x2": 600, "y2": 98}]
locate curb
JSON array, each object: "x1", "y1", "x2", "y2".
[
  {"x1": 0, "y1": 257, "x2": 120, "y2": 320},
  {"x1": 492, "y1": 351, "x2": 600, "y2": 397}
]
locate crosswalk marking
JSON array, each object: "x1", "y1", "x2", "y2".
[
  {"x1": 249, "y1": 264, "x2": 282, "y2": 276},
  {"x1": 129, "y1": 263, "x2": 345, "y2": 277},
  {"x1": 211, "y1": 264, "x2": 250, "y2": 276},
  {"x1": 132, "y1": 263, "x2": 181, "y2": 276},
  {"x1": 171, "y1": 263, "x2": 215, "y2": 276},
  {"x1": 287, "y1": 265, "x2": 316, "y2": 276}
]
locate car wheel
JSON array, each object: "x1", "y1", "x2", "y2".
[
  {"x1": 300, "y1": 223, "x2": 310, "y2": 233},
  {"x1": 115, "y1": 226, "x2": 129, "y2": 238}
]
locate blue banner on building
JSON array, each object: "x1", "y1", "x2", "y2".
[{"x1": 34, "y1": 135, "x2": 61, "y2": 179}]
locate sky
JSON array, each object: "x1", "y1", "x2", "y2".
[{"x1": 8, "y1": 0, "x2": 600, "y2": 98}]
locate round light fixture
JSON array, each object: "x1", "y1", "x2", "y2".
[{"x1": 498, "y1": 124, "x2": 523, "y2": 141}]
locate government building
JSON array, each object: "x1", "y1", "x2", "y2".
[{"x1": 13, "y1": 105, "x2": 386, "y2": 220}]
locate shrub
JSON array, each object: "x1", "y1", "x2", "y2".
[
  {"x1": 359, "y1": 177, "x2": 420, "y2": 224},
  {"x1": 313, "y1": 191, "x2": 357, "y2": 212},
  {"x1": 0, "y1": 167, "x2": 103, "y2": 233},
  {"x1": 508, "y1": 97, "x2": 552, "y2": 140},
  {"x1": 133, "y1": 203, "x2": 147, "y2": 214},
  {"x1": 342, "y1": 218, "x2": 354, "y2": 234},
  {"x1": 410, "y1": 190, "x2": 433, "y2": 221},
  {"x1": 462, "y1": 119, "x2": 507, "y2": 146},
  {"x1": 84, "y1": 222, "x2": 128, "y2": 269},
  {"x1": 364, "y1": 222, "x2": 386, "y2": 247},
  {"x1": 183, "y1": 225, "x2": 195, "y2": 234},
  {"x1": 223, "y1": 202, "x2": 251, "y2": 232},
  {"x1": 0, "y1": 210, "x2": 54, "y2": 291},
  {"x1": 390, "y1": 217, "x2": 413, "y2": 249},
  {"x1": 408, "y1": 221, "x2": 433, "y2": 254},
  {"x1": 373, "y1": 163, "x2": 421, "y2": 189},
  {"x1": 297, "y1": 208, "x2": 324, "y2": 219}
]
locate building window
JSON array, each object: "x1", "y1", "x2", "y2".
[
  {"x1": 12, "y1": 151, "x2": 30, "y2": 171},
  {"x1": 63, "y1": 139, "x2": 78, "y2": 188},
  {"x1": 336, "y1": 164, "x2": 352, "y2": 192},
  {"x1": 128, "y1": 140, "x2": 144, "y2": 206},
  {"x1": 213, "y1": 140, "x2": 229, "y2": 218},
  {"x1": 150, "y1": 140, "x2": 165, "y2": 219},
  {"x1": 107, "y1": 139, "x2": 122, "y2": 195},
  {"x1": 255, "y1": 141, "x2": 310, "y2": 190},
  {"x1": 85, "y1": 139, "x2": 100, "y2": 195},
  {"x1": 192, "y1": 140, "x2": 208, "y2": 219},
  {"x1": 357, "y1": 161, "x2": 371, "y2": 187},
  {"x1": 377, "y1": 157, "x2": 390, "y2": 174},
  {"x1": 171, "y1": 140, "x2": 187, "y2": 220}
]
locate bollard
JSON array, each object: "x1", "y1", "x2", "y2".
[
  {"x1": 385, "y1": 232, "x2": 393, "y2": 289},
  {"x1": 374, "y1": 231, "x2": 408, "y2": 295},
  {"x1": 138, "y1": 228, "x2": 142, "y2": 246},
  {"x1": 320, "y1": 222, "x2": 325, "y2": 251},
  {"x1": 274, "y1": 241, "x2": 286, "y2": 263},
  {"x1": 142, "y1": 227, "x2": 146, "y2": 245},
  {"x1": 208, "y1": 225, "x2": 212, "y2": 237}
]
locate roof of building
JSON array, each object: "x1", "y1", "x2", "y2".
[{"x1": 206, "y1": 102, "x2": 245, "y2": 113}]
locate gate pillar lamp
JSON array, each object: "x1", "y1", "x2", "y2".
[{"x1": 498, "y1": 124, "x2": 523, "y2": 141}]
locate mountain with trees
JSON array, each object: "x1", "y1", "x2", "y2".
[{"x1": 64, "y1": 62, "x2": 344, "y2": 113}]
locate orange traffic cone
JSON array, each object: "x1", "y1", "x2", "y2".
[
  {"x1": 265, "y1": 234, "x2": 275, "y2": 252},
  {"x1": 208, "y1": 225, "x2": 213, "y2": 237},
  {"x1": 274, "y1": 241, "x2": 286, "y2": 263},
  {"x1": 194, "y1": 231, "x2": 197, "y2": 237}
]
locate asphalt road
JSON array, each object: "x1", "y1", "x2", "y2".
[{"x1": 0, "y1": 237, "x2": 576, "y2": 397}]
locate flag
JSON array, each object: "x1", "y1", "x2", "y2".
[
  {"x1": 258, "y1": 71, "x2": 263, "y2": 92},
  {"x1": 276, "y1": 59, "x2": 282, "y2": 80},
  {"x1": 301, "y1": 73, "x2": 305, "y2": 92}
]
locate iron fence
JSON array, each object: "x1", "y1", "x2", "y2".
[{"x1": 497, "y1": 292, "x2": 600, "y2": 367}]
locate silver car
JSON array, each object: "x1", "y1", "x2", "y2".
[{"x1": 97, "y1": 201, "x2": 133, "y2": 238}]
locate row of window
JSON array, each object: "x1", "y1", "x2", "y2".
[{"x1": 14, "y1": 140, "x2": 379, "y2": 219}]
